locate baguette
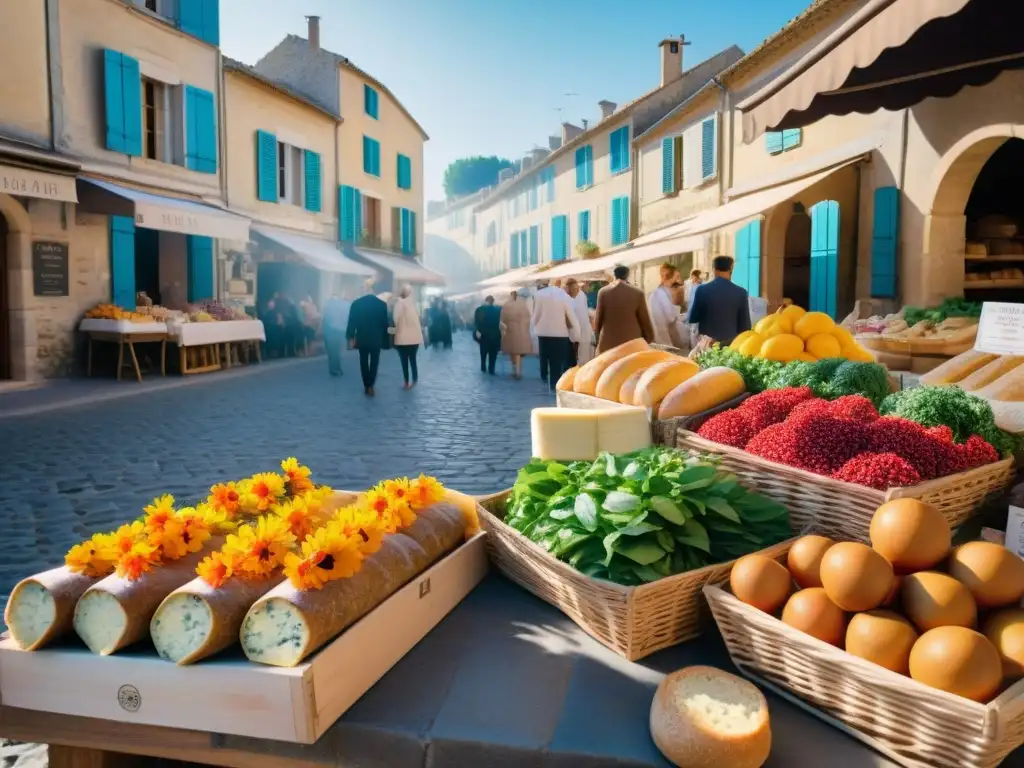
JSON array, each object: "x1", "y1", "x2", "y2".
[
  {"x1": 73, "y1": 542, "x2": 221, "y2": 656},
  {"x1": 4, "y1": 567, "x2": 101, "y2": 650}
]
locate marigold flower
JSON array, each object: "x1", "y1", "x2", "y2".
[
  {"x1": 116, "y1": 540, "x2": 159, "y2": 580},
  {"x1": 363, "y1": 489, "x2": 400, "y2": 533},
  {"x1": 159, "y1": 506, "x2": 215, "y2": 559},
  {"x1": 107, "y1": 521, "x2": 147, "y2": 558},
  {"x1": 273, "y1": 495, "x2": 326, "y2": 540},
  {"x1": 65, "y1": 532, "x2": 117, "y2": 578},
  {"x1": 143, "y1": 494, "x2": 177, "y2": 537},
  {"x1": 243, "y1": 473, "x2": 287, "y2": 513},
  {"x1": 409, "y1": 474, "x2": 445, "y2": 509},
  {"x1": 224, "y1": 515, "x2": 295, "y2": 578},
  {"x1": 207, "y1": 482, "x2": 244, "y2": 519},
  {"x1": 196, "y1": 550, "x2": 239, "y2": 588},
  {"x1": 333, "y1": 503, "x2": 387, "y2": 555},
  {"x1": 281, "y1": 457, "x2": 315, "y2": 495},
  {"x1": 283, "y1": 523, "x2": 364, "y2": 590},
  {"x1": 383, "y1": 477, "x2": 411, "y2": 505}
]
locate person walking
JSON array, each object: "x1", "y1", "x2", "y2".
[
  {"x1": 649, "y1": 263, "x2": 685, "y2": 349},
  {"x1": 565, "y1": 278, "x2": 593, "y2": 366},
  {"x1": 473, "y1": 295, "x2": 503, "y2": 375},
  {"x1": 321, "y1": 292, "x2": 350, "y2": 377},
  {"x1": 346, "y1": 280, "x2": 389, "y2": 396},
  {"x1": 683, "y1": 268, "x2": 704, "y2": 308},
  {"x1": 532, "y1": 280, "x2": 581, "y2": 392},
  {"x1": 594, "y1": 265, "x2": 655, "y2": 353},
  {"x1": 500, "y1": 289, "x2": 532, "y2": 380},
  {"x1": 687, "y1": 255, "x2": 752, "y2": 345},
  {"x1": 390, "y1": 285, "x2": 422, "y2": 389}
]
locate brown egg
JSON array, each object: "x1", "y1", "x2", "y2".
[
  {"x1": 819, "y1": 542, "x2": 895, "y2": 612},
  {"x1": 948, "y1": 542, "x2": 1024, "y2": 609},
  {"x1": 781, "y1": 588, "x2": 847, "y2": 647},
  {"x1": 983, "y1": 609, "x2": 1024, "y2": 678},
  {"x1": 869, "y1": 499, "x2": 951, "y2": 573},
  {"x1": 786, "y1": 535, "x2": 835, "y2": 589},
  {"x1": 902, "y1": 571, "x2": 977, "y2": 632},
  {"x1": 909, "y1": 627, "x2": 1003, "y2": 702},
  {"x1": 730, "y1": 554, "x2": 792, "y2": 613},
  {"x1": 845, "y1": 610, "x2": 919, "y2": 674}
]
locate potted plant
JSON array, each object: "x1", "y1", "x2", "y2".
[{"x1": 575, "y1": 240, "x2": 600, "y2": 259}]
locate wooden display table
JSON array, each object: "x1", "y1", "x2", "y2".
[
  {"x1": 166, "y1": 320, "x2": 265, "y2": 375},
  {"x1": 79, "y1": 320, "x2": 168, "y2": 383}
]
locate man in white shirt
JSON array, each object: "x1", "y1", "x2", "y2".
[
  {"x1": 532, "y1": 280, "x2": 581, "y2": 392},
  {"x1": 649, "y1": 264, "x2": 684, "y2": 349}
]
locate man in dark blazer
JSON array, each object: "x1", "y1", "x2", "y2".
[
  {"x1": 473, "y1": 295, "x2": 503, "y2": 375},
  {"x1": 686, "y1": 255, "x2": 752, "y2": 345},
  {"x1": 594, "y1": 265, "x2": 655, "y2": 353},
  {"x1": 346, "y1": 280, "x2": 390, "y2": 396}
]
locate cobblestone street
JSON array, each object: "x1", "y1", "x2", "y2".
[{"x1": 0, "y1": 335, "x2": 553, "y2": 610}]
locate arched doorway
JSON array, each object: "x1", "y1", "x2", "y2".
[
  {"x1": 809, "y1": 199, "x2": 840, "y2": 318},
  {"x1": 783, "y1": 203, "x2": 811, "y2": 309},
  {"x1": 0, "y1": 210, "x2": 8, "y2": 380}
]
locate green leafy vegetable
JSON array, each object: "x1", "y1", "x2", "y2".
[
  {"x1": 506, "y1": 447, "x2": 792, "y2": 586},
  {"x1": 903, "y1": 298, "x2": 981, "y2": 327}
]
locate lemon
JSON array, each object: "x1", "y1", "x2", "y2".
[
  {"x1": 760, "y1": 334, "x2": 804, "y2": 363},
  {"x1": 794, "y1": 312, "x2": 836, "y2": 341}
]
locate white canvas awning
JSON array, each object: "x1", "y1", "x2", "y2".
[
  {"x1": 351, "y1": 247, "x2": 446, "y2": 285},
  {"x1": 77, "y1": 178, "x2": 250, "y2": 240},
  {"x1": 252, "y1": 226, "x2": 375, "y2": 275},
  {"x1": 477, "y1": 264, "x2": 544, "y2": 287},
  {"x1": 540, "y1": 233, "x2": 708, "y2": 281}
]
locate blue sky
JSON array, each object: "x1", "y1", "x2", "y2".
[{"x1": 221, "y1": 0, "x2": 812, "y2": 202}]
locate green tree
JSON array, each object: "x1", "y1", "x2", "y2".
[{"x1": 442, "y1": 155, "x2": 517, "y2": 199}]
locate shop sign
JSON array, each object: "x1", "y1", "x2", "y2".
[
  {"x1": 975, "y1": 302, "x2": 1024, "y2": 355},
  {"x1": 0, "y1": 164, "x2": 78, "y2": 203},
  {"x1": 32, "y1": 241, "x2": 69, "y2": 297}
]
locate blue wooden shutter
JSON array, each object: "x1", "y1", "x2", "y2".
[
  {"x1": 529, "y1": 226, "x2": 538, "y2": 265},
  {"x1": 364, "y1": 85, "x2": 379, "y2": 119},
  {"x1": 177, "y1": 0, "x2": 204, "y2": 39},
  {"x1": 575, "y1": 147, "x2": 587, "y2": 189},
  {"x1": 661, "y1": 137, "x2": 676, "y2": 194},
  {"x1": 551, "y1": 215, "x2": 566, "y2": 261},
  {"x1": 733, "y1": 220, "x2": 762, "y2": 297},
  {"x1": 339, "y1": 185, "x2": 354, "y2": 241},
  {"x1": 304, "y1": 150, "x2": 322, "y2": 212},
  {"x1": 121, "y1": 54, "x2": 143, "y2": 157},
  {"x1": 610, "y1": 126, "x2": 630, "y2": 174},
  {"x1": 109, "y1": 216, "x2": 137, "y2": 309},
  {"x1": 256, "y1": 130, "x2": 278, "y2": 202},
  {"x1": 519, "y1": 231, "x2": 527, "y2": 265},
  {"x1": 701, "y1": 117, "x2": 716, "y2": 180},
  {"x1": 202, "y1": 0, "x2": 220, "y2": 45},
  {"x1": 353, "y1": 190, "x2": 362, "y2": 238},
  {"x1": 611, "y1": 196, "x2": 629, "y2": 246},
  {"x1": 871, "y1": 186, "x2": 899, "y2": 298},
  {"x1": 578, "y1": 210, "x2": 590, "y2": 242},
  {"x1": 510, "y1": 233, "x2": 519, "y2": 268},
  {"x1": 396, "y1": 154, "x2": 411, "y2": 189},
  {"x1": 187, "y1": 235, "x2": 215, "y2": 302},
  {"x1": 733, "y1": 223, "x2": 750, "y2": 294},
  {"x1": 782, "y1": 128, "x2": 802, "y2": 151},
  {"x1": 586, "y1": 146, "x2": 594, "y2": 185},
  {"x1": 399, "y1": 208, "x2": 410, "y2": 253},
  {"x1": 546, "y1": 167, "x2": 555, "y2": 202},
  {"x1": 363, "y1": 136, "x2": 372, "y2": 174},
  {"x1": 765, "y1": 132, "x2": 784, "y2": 155},
  {"x1": 409, "y1": 210, "x2": 417, "y2": 253},
  {"x1": 185, "y1": 86, "x2": 216, "y2": 173},
  {"x1": 103, "y1": 51, "x2": 126, "y2": 153},
  {"x1": 810, "y1": 200, "x2": 840, "y2": 318}
]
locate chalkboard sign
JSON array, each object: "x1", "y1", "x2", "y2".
[{"x1": 32, "y1": 241, "x2": 69, "y2": 297}]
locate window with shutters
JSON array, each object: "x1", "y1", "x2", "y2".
[
  {"x1": 486, "y1": 221, "x2": 497, "y2": 246},
  {"x1": 765, "y1": 128, "x2": 802, "y2": 155},
  {"x1": 135, "y1": 0, "x2": 176, "y2": 20},
  {"x1": 363, "y1": 136, "x2": 381, "y2": 177},
  {"x1": 682, "y1": 114, "x2": 717, "y2": 189},
  {"x1": 661, "y1": 135, "x2": 682, "y2": 196},
  {"x1": 274, "y1": 141, "x2": 306, "y2": 207},
  {"x1": 575, "y1": 145, "x2": 593, "y2": 189},
  {"x1": 610, "y1": 125, "x2": 630, "y2": 174},
  {"x1": 611, "y1": 196, "x2": 629, "y2": 246},
  {"x1": 396, "y1": 153, "x2": 412, "y2": 190},
  {"x1": 361, "y1": 196, "x2": 381, "y2": 246},
  {"x1": 578, "y1": 210, "x2": 590, "y2": 242},
  {"x1": 364, "y1": 85, "x2": 379, "y2": 119},
  {"x1": 142, "y1": 77, "x2": 174, "y2": 163}
]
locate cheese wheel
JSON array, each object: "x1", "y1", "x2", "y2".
[
  {"x1": 73, "y1": 540, "x2": 224, "y2": 656},
  {"x1": 573, "y1": 338, "x2": 650, "y2": 395},
  {"x1": 4, "y1": 566, "x2": 101, "y2": 650},
  {"x1": 594, "y1": 350, "x2": 673, "y2": 401},
  {"x1": 555, "y1": 366, "x2": 579, "y2": 391},
  {"x1": 658, "y1": 367, "x2": 746, "y2": 420},
  {"x1": 619, "y1": 370, "x2": 645, "y2": 405},
  {"x1": 650, "y1": 666, "x2": 771, "y2": 768},
  {"x1": 635, "y1": 359, "x2": 699, "y2": 411}
]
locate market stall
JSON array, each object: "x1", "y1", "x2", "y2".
[
  {"x1": 165, "y1": 316, "x2": 266, "y2": 374},
  {"x1": 79, "y1": 315, "x2": 168, "y2": 383}
]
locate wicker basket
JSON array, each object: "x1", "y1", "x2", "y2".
[
  {"x1": 705, "y1": 576, "x2": 1024, "y2": 768},
  {"x1": 675, "y1": 430, "x2": 1015, "y2": 543},
  {"x1": 477, "y1": 489, "x2": 795, "y2": 661}
]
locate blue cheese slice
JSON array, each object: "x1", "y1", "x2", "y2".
[
  {"x1": 73, "y1": 590, "x2": 129, "y2": 655},
  {"x1": 6, "y1": 581, "x2": 56, "y2": 649},
  {"x1": 3, "y1": 566, "x2": 101, "y2": 651},
  {"x1": 151, "y1": 593, "x2": 214, "y2": 663}
]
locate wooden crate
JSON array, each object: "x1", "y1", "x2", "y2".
[
  {"x1": 0, "y1": 533, "x2": 489, "y2": 744},
  {"x1": 705, "y1": 577, "x2": 1024, "y2": 768},
  {"x1": 676, "y1": 430, "x2": 1015, "y2": 543},
  {"x1": 478, "y1": 491, "x2": 797, "y2": 661}
]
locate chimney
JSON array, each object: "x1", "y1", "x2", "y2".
[
  {"x1": 581, "y1": 118, "x2": 589, "y2": 130},
  {"x1": 548, "y1": 135, "x2": 562, "y2": 151},
  {"x1": 521, "y1": 155, "x2": 534, "y2": 171},
  {"x1": 598, "y1": 100, "x2": 617, "y2": 120},
  {"x1": 306, "y1": 16, "x2": 321, "y2": 49},
  {"x1": 529, "y1": 147, "x2": 549, "y2": 163},
  {"x1": 659, "y1": 36, "x2": 686, "y2": 87},
  {"x1": 561, "y1": 122, "x2": 583, "y2": 144},
  {"x1": 498, "y1": 168, "x2": 514, "y2": 183}
]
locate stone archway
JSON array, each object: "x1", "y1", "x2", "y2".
[
  {"x1": 921, "y1": 124, "x2": 1024, "y2": 304},
  {"x1": 0, "y1": 192, "x2": 33, "y2": 380}
]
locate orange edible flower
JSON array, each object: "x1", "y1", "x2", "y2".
[
  {"x1": 363, "y1": 489, "x2": 399, "y2": 533},
  {"x1": 283, "y1": 523, "x2": 364, "y2": 590},
  {"x1": 281, "y1": 457, "x2": 314, "y2": 495},
  {"x1": 244, "y1": 472, "x2": 286, "y2": 513},
  {"x1": 208, "y1": 482, "x2": 244, "y2": 519},
  {"x1": 65, "y1": 532, "x2": 117, "y2": 578},
  {"x1": 333, "y1": 503, "x2": 386, "y2": 555},
  {"x1": 196, "y1": 550, "x2": 238, "y2": 588},
  {"x1": 274, "y1": 494, "x2": 326, "y2": 540},
  {"x1": 410, "y1": 475, "x2": 445, "y2": 509},
  {"x1": 224, "y1": 515, "x2": 295, "y2": 579},
  {"x1": 117, "y1": 540, "x2": 159, "y2": 580}
]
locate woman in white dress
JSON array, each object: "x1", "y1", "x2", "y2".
[{"x1": 565, "y1": 278, "x2": 594, "y2": 365}]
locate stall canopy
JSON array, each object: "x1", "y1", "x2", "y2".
[
  {"x1": 540, "y1": 233, "x2": 707, "y2": 281},
  {"x1": 350, "y1": 247, "x2": 446, "y2": 285},
  {"x1": 477, "y1": 263, "x2": 544, "y2": 287},
  {"x1": 76, "y1": 178, "x2": 250, "y2": 241},
  {"x1": 252, "y1": 226, "x2": 375, "y2": 275},
  {"x1": 739, "y1": 0, "x2": 1023, "y2": 142}
]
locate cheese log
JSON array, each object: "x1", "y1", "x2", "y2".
[
  {"x1": 399, "y1": 502, "x2": 467, "y2": 563},
  {"x1": 958, "y1": 356, "x2": 1024, "y2": 392},
  {"x1": 150, "y1": 575, "x2": 284, "y2": 665},
  {"x1": 635, "y1": 359, "x2": 699, "y2": 411},
  {"x1": 4, "y1": 567, "x2": 101, "y2": 650},
  {"x1": 594, "y1": 350, "x2": 674, "y2": 401},
  {"x1": 919, "y1": 349, "x2": 998, "y2": 386},
  {"x1": 555, "y1": 366, "x2": 579, "y2": 391},
  {"x1": 619, "y1": 370, "x2": 645, "y2": 405},
  {"x1": 240, "y1": 533, "x2": 430, "y2": 667},
  {"x1": 573, "y1": 338, "x2": 649, "y2": 395},
  {"x1": 658, "y1": 366, "x2": 746, "y2": 420},
  {"x1": 595, "y1": 407, "x2": 652, "y2": 455},
  {"x1": 73, "y1": 542, "x2": 221, "y2": 656}
]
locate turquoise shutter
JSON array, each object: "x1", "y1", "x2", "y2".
[
  {"x1": 399, "y1": 209, "x2": 409, "y2": 253},
  {"x1": 396, "y1": 154, "x2": 410, "y2": 189},
  {"x1": 661, "y1": 137, "x2": 676, "y2": 194},
  {"x1": 186, "y1": 86, "x2": 217, "y2": 173},
  {"x1": 610, "y1": 127, "x2": 630, "y2": 173},
  {"x1": 585, "y1": 146, "x2": 594, "y2": 185},
  {"x1": 109, "y1": 216, "x2": 137, "y2": 309},
  {"x1": 575, "y1": 147, "x2": 586, "y2": 189},
  {"x1": 186, "y1": 235, "x2": 215, "y2": 302},
  {"x1": 578, "y1": 210, "x2": 590, "y2": 242},
  {"x1": 810, "y1": 200, "x2": 840, "y2": 318},
  {"x1": 364, "y1": 85, "x2": 379, "y2": 118},
  {"x1": 546, "y1": 167, "x2": 555, "y2": 202},
  {"x1": 782, "y1": 128, "x2": 802, "y2": 151},
  {"x1": 256, "y1": 130, "x2": 278, "y2": 202},
  {"x1": 178, "y1": 0, "x2": 219, "y2": 45},
  {"x1": 701, "y1": 117, "x2": 716, "y2": 179},
  {"x1": 519, "y1": 231, "x2": 527, "y2": 265},
  {"x1": 733, "y1": 220, "x2": 762, "y2": 296},
  {"x1": 510, "y1": 233, "x2": 519, "y2": 268},
  {"x1": 409, "y1": 210, "x2": 417, "y2": 253},
  {"x1": 103, "y1": 51, "x2": 126, "y2": 153},
  {"x1": 551, "y1": 215, "x2": 567, "y2": 261},
  {"x1": 339, "y1": 185, "x2": 354, "y2": 240},
  {"x1": 353, "y1": 190, "x2": 362, "y2": 238},
  {"x1": 121, "y1": 54, "x2": 143, "y2": 157},
  {"x1": 304, "y1": 150, "x2": 322, "y2": 212},
  {"x1": 871, "y1": 186, "x2": 899, "y2": 298},
  {"x1": 765, "y1": 132, "x2": 784, "y2": 155},
  {"x1": 202, "y1": 0, "x2": 220, "y2": 45},
  {"x1": 611, "y1": 196, "x2": 629, "y2": 246},
  {"x1": 733, "y1": 223, "x2": 750, "y2": 294},
  {"x1": 529, "y1": 226, "x2": 538, "y2": 264},
  {"x1": 363, "y1": 136, "x2": 372, "y2": 174},
  {"x1": 373, "y1": 141, "x2": 381, "y2": 176}
]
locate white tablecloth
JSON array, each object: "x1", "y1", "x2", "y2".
[
  {"x1": 168, "y1": 319, "x2": 266, "y2": 347},
  {"x1": 79, "y1": 319, "x2": 168, "y2": 334}
]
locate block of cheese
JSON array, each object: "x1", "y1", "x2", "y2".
[
  {"x1": 595, "y1": 407, "x2": 653, "y2": 455},
  {"x1": 531, "y1": 406, "x2": 652, "y2": 461}
]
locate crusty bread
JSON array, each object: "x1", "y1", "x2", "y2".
[{"x1": 649, "y1": 666, "x2": 771, "y2": 768}]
